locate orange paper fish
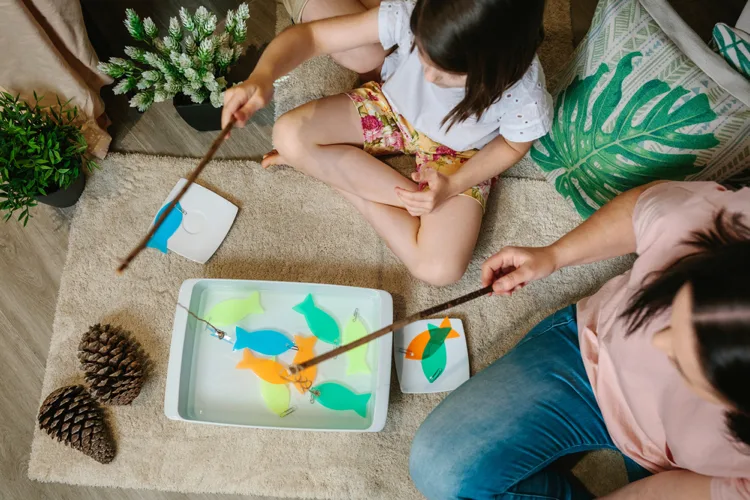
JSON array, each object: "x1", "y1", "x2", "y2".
[
  {"x1": 404, "y1": 317, "x2": 459, "y2": 360},
  {"x1": 236, "y1": 348, "x2": 290, "y2": 384},
  {"x1": 291, "y1": 334, "x2": 317, "y2": 394}
]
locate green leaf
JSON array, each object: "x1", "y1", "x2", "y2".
[{"x1": 531, "y1": 51, "x2": 720, "y2": 218}]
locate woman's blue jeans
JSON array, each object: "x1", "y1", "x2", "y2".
[{"x1": 409, "y1": 305, "x2": 651, "y2": 499}]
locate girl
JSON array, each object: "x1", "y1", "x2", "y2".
[{"x1": 222, "y1": 0, "x2": 553, "y2": 285}]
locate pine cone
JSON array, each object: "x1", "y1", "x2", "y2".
[
  {"x1": 78, "y1": 324, "x2": 147, "y2": 405},
  {"x1": 37, "y1": 385, "x2": 116, "y2": 464}
]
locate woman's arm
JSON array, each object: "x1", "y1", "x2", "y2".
[
  {"x1": 482, "y1": 180, "x2": 666, "y2": 295},
  {"x1": 602, "y1": 470, "x2": 711, "y2": 500},
  {"x1": 222, "y1": 8, "x2": 379, "y2": 128},
  {"x1": 394, "y1": 136, "x2": 530, "y2": 216}
]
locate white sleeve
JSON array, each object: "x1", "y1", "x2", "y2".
[
  {"x1": 494, "y1": 58, "x2": 553, "y2": 142},
  {"x1": 378, "y1": 0, "x2": 416, "y2": 51}
]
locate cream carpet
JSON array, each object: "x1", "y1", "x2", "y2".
[
  {"x1": 30, "y1": 1, "x2": 631, "y2": 498},
  {"x1": 29, "y1": 152, "x2": 632, "y2": 498}
]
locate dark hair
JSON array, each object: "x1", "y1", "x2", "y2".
[
  {"x1": 410, "y1": 0, "x2": 545, "y2": 129},
  {"x1": 621, "y1": 209, "x2": 750, "y2": 448}
]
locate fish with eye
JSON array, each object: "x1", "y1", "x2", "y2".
[
  {"x1": 310, "y1": 382, "x2": 371, "y2": 418},
  {"x1": 234, "y1": 327, "x2": 296, "y2": 355}
]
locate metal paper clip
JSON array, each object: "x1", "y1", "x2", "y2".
[
  {"x1": 429, "y1": 368, "x2": 443, "y2": 383},
  {"x1": 279, "y1": 406, "x2": 296, "y2": 418},
  {"x1": 397, "y1": 347, "x2": 414, "y2": 357}
]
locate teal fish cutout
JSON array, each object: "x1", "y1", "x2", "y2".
[
  {"x1": 293, "y1": 294, "x2": 340, "y2": 345},
  {"x1": 234, "y1": 327, "x2": 295, "y2": 355},
  {"x1": 147, "y1": 201, "x2": 183, "y2": 253},
  {"x1": 422, "y1": 324, "x2": 454, "y2": 360},
  {"x1": 343, "y1": 313, "x2": 370, "y2": 375},
  {"x1": 206, "y1": 291, "x2": 263, "y2": 327},
  {"x1": 311, "y1": 382, "x2": 371, "y2": 418},
  {"x1": 421, "y1": 342, "x2": 447, "y2": 383}
]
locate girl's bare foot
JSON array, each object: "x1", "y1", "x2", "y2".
[{"x1": 261, "y1": 149, "x2": 289, "y2": 169}]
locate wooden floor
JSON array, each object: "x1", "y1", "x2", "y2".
[{"x1": 3, "y1": 0, "x2": 746, "y2": 498}]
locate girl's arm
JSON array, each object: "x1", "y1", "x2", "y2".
[
  {"x1": 222, "y1": 8, "x2": 380, "y2": 128},
  {"x1": 394, "y1": 135, "x2": 530, "y2": 216},
  {"x1": 481, "y1": 180, "x2": 665, "y2": 295},
  {"x1": 601, "y1": 470, "x2": 711, "y2": 500}
]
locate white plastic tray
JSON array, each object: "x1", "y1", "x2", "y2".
[{"x1": 164, "y1": 279, "x2": 393, "y2": 432}]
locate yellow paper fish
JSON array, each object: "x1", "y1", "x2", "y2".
[
  {"x1": 343, "y1": 313, "x2": 370, "y2": 375},
  {"x1": 206, "y1": 291, "x2": 263, "y2": 327},
  {"x1": 259, "y1": 379, "x2": 292, "y2": 417},
  {"x1": 235, "y1": 348, "x2": 289, "y2": 384},
  {"x1": 291, "y1": 335, "x2": 317, "y2": 394}
]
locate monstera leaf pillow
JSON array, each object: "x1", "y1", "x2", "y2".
[{"x1": 529, "y1": 0, "x2": 750, "y2": 218}]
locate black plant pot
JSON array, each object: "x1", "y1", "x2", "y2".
[
  {"x1": 173, "y1": 94, "x2": 223, "y2": 132},
  {"x1": 36, "y1": 173, "x2": 86, "y2": 208}
]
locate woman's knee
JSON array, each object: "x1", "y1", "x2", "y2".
[
  {"x1": 410, "y1": 423, "x2": 466, "y2": 499},
  {"x1": 272, "y1": 109, "x2": 311, "y2": 161}
]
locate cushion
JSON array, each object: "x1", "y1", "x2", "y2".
[
  {"x1": 713, "y1": 23, "x2": 750, "y2": 77},
  {"x1": 529, "y1": 0, "x2": 750, "y2": 218}
]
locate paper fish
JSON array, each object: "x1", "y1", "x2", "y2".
[
  {"x1": 259, "y1": 379, "x2": 292, "y2": 417},
  {"x1": 291, "y1": 335, "x2": 317, "y2": 394},
  {"x1": 235, "y1": 348, "x2": 289, "y2": 384},
  {"x1": 147, "y1": 201, "x2": 183, "y2": 253},
  {"x1": 404, "y1": 318, "x2": 459, "y2": 360},
  {"x1": 421, "y1": 342, "x2": 447, "y2": 383},
  {"x1": 206, "y1": 291, "x2": 263, "y2": 327},
  {"x1": 310, "y1": 382, "x2": 371, "y2": 418},
  {"x1": 293, "y1": 294, "x2": 340, "y2": 345},
  {"x1": 343, "y1": 313, "x2": 370, "y2": 375},
  {"x1": 234, "y1": 327, "x2": 295, "y2": 355}
]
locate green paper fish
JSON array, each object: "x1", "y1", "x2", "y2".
[
  {"x1": 206, "y1": 291, "x2": 263, "y2": 327},
  {"x1": 421, "y1": 342, "x2": 447, "y2": 384},
  {"x1": 343, "y1": 313, "x2": 370, "y2": 376},
  {"x1": 311, "y1": 382, "x2": 371, "y2": 418},
  {"x1": 293, "y1": 294, "x2": 340, "y2": 345}
]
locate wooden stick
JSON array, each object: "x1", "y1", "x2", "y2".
[
  {"x1": 116, "y1": 116, "x2": 237, "y2": 274},
  {"x1": 289, "y1": 284, "x2": 494, "y2": 374}
]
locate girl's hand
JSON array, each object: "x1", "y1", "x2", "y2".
[
  {"x1": 481, "y1": 246, "x2": 558, "y2": 296},
  {"x1": 394, "y1": 168, "x2": 456, "y2": 216},
  {"x1": 221, "y1": 75, "x2": 274, "y2": 130}
]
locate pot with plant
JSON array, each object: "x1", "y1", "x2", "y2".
[
  {"x1": 98, "y1": 4, "x2": 251, "y2": 131},
  {"x1": 0, "y1": 92, "x2": 98, "y2": 225}
]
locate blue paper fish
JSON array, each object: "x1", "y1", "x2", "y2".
[
  {"x1": 310, "y1": 382, "x2": 371, "y2": 418},
  {"x1": 293, "y1": 294, "x2": 340, "y2": 345},
  {"x1": 147, "y1": 201, "x2": 183, "y2": 253},
  {"x1": 233, "y1": 327, "x2": 296, "y2": 355}
]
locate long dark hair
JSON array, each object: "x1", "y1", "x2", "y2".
[
  {"x1": 621, "y1": 209, "x2": 750, "y2": 448},
  {"x1": 410, "y1": 0, "x2": 545, "y2": 129}
]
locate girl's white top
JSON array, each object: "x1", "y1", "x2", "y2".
[{"x1": 378, "y1": 0, "x2": 554, "y2": 151}]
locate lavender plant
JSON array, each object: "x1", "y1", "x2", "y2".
[{"x1": 98, "y1": 4, "x2": 250, "y2": 112}]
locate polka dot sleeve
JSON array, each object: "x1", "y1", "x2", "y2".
[
  {"x1": 378, "y1": 0, "x2": 416, "y2": 51},
  {"x1": 496, "y1": 84, "x2": 553, "y2": 143}
]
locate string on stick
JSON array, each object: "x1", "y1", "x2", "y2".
[
  {"x1": 289, "y1": 285, "x2": 494, "y2": 374},
  {"x1": 116, "y1": 116, "x2": 237, "y2": 274}
]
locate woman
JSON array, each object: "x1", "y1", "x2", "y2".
[{"x1": 410, "y1": 180, "x2": 750, "y2": 499}]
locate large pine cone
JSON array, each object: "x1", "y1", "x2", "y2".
[
  {"x1": 37, "y1": 385, "x2": 116, "y2": 464},
  {"x1": 78, "y1": 323, "x2": 147, "y2": 405}
]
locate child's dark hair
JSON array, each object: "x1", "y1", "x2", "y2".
[
  {"x1": 621, "y1": 209, "x2": 750, "y2": 450},
  {"x1": 410, "y1": 0, "x2": 546, "y2": 129}
]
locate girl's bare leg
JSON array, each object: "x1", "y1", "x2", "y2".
[
  {"x1": 268, "y1": 93, "x2": 415, "y2": 207},
  {"x1": 300, "y1": 0, "x2": 385, "y2": 77},
  {"x1": 337, "y1": 189, "x2": 483, "y2": 286}
]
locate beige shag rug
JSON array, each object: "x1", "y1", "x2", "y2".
[{"x1": 29, "y1": 152, "x2": 632, "y2": 498}]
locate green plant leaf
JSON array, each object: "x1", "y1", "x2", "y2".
[{"x1": 531, "y1": 51, "x2": 720, "y2": 218}]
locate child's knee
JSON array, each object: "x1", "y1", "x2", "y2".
[
  {"x1": 272, "y1": 110, "x2": 308, "y2": 160},
  {"x1": 410, "y1": 259, "x2": 466, "y2": 287}
]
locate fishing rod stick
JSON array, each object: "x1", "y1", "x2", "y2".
[
  {"x1": 116, "y1": 116, "x2": 237, "y2": 274},
  {"x1": 289, "y1": 284, "x2": 494, "y2": 374}
]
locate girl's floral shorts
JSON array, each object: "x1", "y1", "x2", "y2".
[{"x1": 346, "y1": 81, "x2": 494, "y2": 211}]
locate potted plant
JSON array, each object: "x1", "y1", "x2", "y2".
[
  {"x1": 0, "y1": 92, "x2": 98, "y2": 225},
  {"x1": 98, "y1": 5, "x2": 250, "y2": 131}
]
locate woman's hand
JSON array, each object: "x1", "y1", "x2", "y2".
[
  {"x1": 481, "y1": 246, "x2": 558, "y2": 296},
  {"x1": 394, "y1": 168, "x2": 456, "y2": 216},
  {"x1": 221, "y1": 75, "x2": 274, "y2": 130}
]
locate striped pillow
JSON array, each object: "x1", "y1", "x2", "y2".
[{"x1": 713, "y1": 23, "x2": 750, "y2": 78}]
